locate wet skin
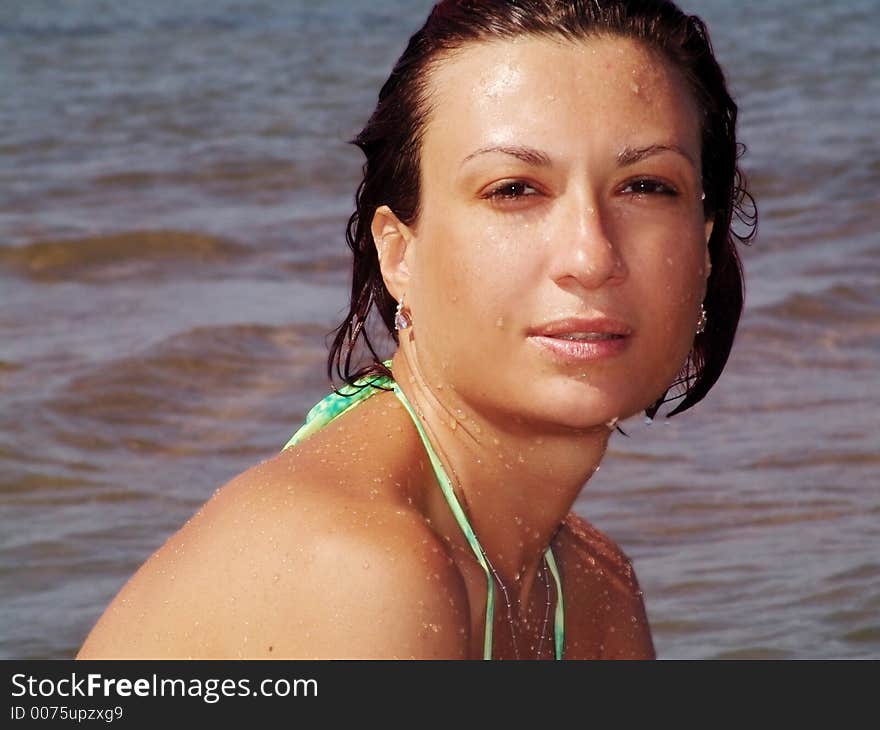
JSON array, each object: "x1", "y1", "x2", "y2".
[{"x1": 78, "y1": 35, "x2": 712, "y2": 659}]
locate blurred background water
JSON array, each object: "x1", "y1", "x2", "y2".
[{"x1": 1, "y1": 0, "x2": 877, "y2": 659}]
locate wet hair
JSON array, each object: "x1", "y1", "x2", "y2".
[{"x1": 328, "y1": 0, "x2": 756, "y2": 418}]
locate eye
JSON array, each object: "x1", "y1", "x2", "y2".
[
  {"x1": 482, "y1": 180, "x2": 540, "y2": 201},
  {"x1": 620, "y1": 178, "x2": 679, "y2": 197}
]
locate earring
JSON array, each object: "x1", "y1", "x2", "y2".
[
  {"x1": 696, "y1": 303, "x2": 708, "y2": 335},
  {"x1": 394, "y1": 294, "x2": 412, "y2": 331}
]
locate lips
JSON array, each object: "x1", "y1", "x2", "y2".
[
  {"x1": 527, "y1": 317, "x2": 632, "y2": 363},
  {"x1": 548, "y1": 332, "x2": 622, "y2": 341},
  {"x1": 528, "y1": 317, "x2": 632, "y2": 339}
]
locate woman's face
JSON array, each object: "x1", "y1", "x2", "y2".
[{"x1": 403, "y1": 35, "x2": 712, "y2": 431}]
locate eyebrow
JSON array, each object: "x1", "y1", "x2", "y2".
[
  {"x1": 460, "y1": 142, "x2": 697, "y2": 170},
  {"x1": 617, "y1": 144, "x2": 696, "y2": 168},
  {"x1": 460, "y1": 144, "x2": 552, "y2": 168}
]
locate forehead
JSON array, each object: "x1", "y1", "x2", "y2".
[{"x1": 420, "y1": 34, "x2": 701, "y2": 170}]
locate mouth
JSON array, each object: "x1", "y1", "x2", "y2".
[
  {"x1": 543, "y1": 332, "x2": 626, "y2": 342},
  {"x1": 527, "y1": 317, "x2": 632, "y2": 362}
]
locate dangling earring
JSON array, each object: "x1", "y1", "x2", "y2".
[
  {"x1": 696, "y1": 303, "x2": 708, "y2": 335},
  {"x1": 394, "y1": 293, "x2": 412, "y2": 331}
]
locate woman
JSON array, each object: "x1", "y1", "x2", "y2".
[{"x1": 78, "y1": 0, "x2": 753, "y2": 660}]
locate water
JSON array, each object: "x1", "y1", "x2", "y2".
[{"x1": 1, "y1": 0, "x2": 878, "y2": 659}]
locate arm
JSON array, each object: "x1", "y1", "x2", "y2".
[
  {"x1": 77, "y1": 462, "x2": 470, "y2": 659},
  {"x1": 560, "y1": 513, "x2": 656, "y2": 660},
  {"x1": 597, "y1": 560, "x2": 655, "y2": 660}
]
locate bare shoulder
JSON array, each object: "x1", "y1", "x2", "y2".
[
  {"x1": 78, "y1": 448, "x2": 470, "y2": 659},
  {"x1": 558, "y1": 512, "x2": 642, "y2": 593},
  {"x1": 554, "y1": 512, "x2": 656, "y2": 659}
]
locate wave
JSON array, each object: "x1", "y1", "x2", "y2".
[
  {"x1": 92, "y1": 159, "x2": 300, "y2": 191},
  {"x1": 757, "y1": 283, "x2": 880, "y2": 326},
  {"x1": 47, "y1": 321, "x2": 331, "y2": 454},
  {"x1": 737, "y1": 281, "x2": 880, "y2": 369},
  {"x1": 0, "y1": 230, "x2": 250, "y2": 283}
]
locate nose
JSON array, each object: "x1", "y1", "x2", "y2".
[{"x1": 549, "y1": 195, "x2": 627, "y2": 291}]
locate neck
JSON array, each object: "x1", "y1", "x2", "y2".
[{"x1": 390, "y1": 345, "x2": 611, "y2": 610}]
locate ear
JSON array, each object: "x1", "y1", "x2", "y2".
[
  {"x1": 703, "y1": 218, "x2": 715, "y2": 279},
  {"x1": 372, "y1": 205, "x2": 415, "y2": 301}
]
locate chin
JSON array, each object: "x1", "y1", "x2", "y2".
[
  {"x1": 546, "y1": 372, "x2": 668, "y2": 426},
  {"x1": 532, "y1": 392, "x2": 642, "y2": 432}
]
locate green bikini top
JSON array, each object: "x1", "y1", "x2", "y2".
[{"x1": 283, "y1": 361, "x2": 564, "y2": 660}]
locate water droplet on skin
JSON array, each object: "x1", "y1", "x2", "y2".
[
  {"x1": 363, "y1": 561, "x2": 370, "y2": 569},
  {"x1": 514, "y1": 516, "x2": 523, "y2": 525},
  {"x1": 450, "y1": 418, "x2": 458, "y2": 430},
  {"x1": 495, "y1": 317, "x2": 505, "y2": 328},
  {"x1": 272, "y1": 574, "x2": 280, "y2": 583}
]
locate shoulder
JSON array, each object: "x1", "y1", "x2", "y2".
[
  {"x1": 557, "y1": 512, "x2": 641, "y2": 592},
  {"x1": 78, "y1": 449, "x2": 470, "y2": 659},
  {"x1": 554, "y1": 512, "x2": 656, "y2": 659}
]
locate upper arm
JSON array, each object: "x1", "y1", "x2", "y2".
[
  {"x1": 276, "y1": 520, "x2": 470, "y2": 659},
  {"x1": 598, "y1": 566, "x2": 655, "y2": 659},
  {"x1": 76, "y1": 482, "x2": 247, "y2": 659},
  {"x1": 559, "y1": 513, "x2": 656, "y2": 660},
  {"x1": 77, "y1": 462, "x2": 470, "y2": 659}
]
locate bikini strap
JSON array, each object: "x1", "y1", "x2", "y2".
[
  {"x1": 389, "y1": 381, "x2": 497, "y2": 659},
  {"x1": 283, "y1": 361, "x2": 565, "y2": 659},
  {"x1": 283, "y1": 372, "x2": 394, "y2": 450},
  {"x1": 390, "y1": 379, "x2": 564, "y2": 660}
]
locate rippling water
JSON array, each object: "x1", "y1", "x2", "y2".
[{"x1": 1, "y1": 0, "x2": 877, "y2": 659}]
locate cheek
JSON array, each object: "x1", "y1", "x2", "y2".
[
  {"x1": 661, "y1": 249, "x2": 705, "y2": 306},
  {"x1": 635, "y1": 218, "x2": 706, "y2": 295},
  {"x1": 627, "y1": 229, "x2": 706, "y2": 340},
  {"x1": 417, "y1": 218, "x2": 532, "y2": 320}
]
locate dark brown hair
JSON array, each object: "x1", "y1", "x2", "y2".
[{"x1": 328, "y1": 0, "x2": 756, "y2": 417}]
